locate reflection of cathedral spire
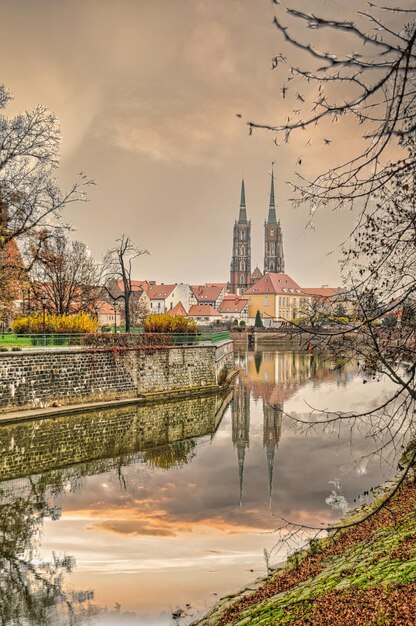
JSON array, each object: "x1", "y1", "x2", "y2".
[
  {"x1": 232, "y1": 377, "x2": 250, "y2": 507},
  {"x1": 263, "y1": 400, "x2": 282, "y2": 508}
]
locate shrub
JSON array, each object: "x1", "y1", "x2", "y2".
[
  {"x1": 254, "y1": 310, "x2": 264, "y2": 328},
  {"x1": 12, "y1": 312, "x2": 98, "y2": 334},
  {"x1": 144, "y1": 313, "x2": 197, "y2": 334}
]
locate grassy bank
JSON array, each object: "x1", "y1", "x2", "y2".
[{"x1": 195, "y1": 472, "x2": 416, "y2": 626}]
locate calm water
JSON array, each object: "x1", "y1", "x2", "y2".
[{"x1": 0, "y1": 349, "x2": 406, "y2": 625}]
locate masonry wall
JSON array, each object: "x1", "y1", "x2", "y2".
[
  {"x1": 0, "y1": 389, "x2": 233, "y2": 482},
  {"x1": 0, "y1": 340, "x2": 235, "y2": 411}
]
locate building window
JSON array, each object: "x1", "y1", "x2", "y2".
[{"x1": 264, "y1": 297, "x2": 269, "y2": 306}]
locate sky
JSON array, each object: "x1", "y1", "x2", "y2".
[{"x1": 0, "y1": 0, "x2": 408, "y2": 286}]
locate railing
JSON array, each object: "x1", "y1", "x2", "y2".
[
  {"x1": 0, "y1": 331, "x2": 231, "y2": 350},
  {"x1": 0, "y1": 334, "x2": 86, "y2": 349}
]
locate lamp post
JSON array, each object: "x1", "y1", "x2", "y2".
[
  {"x1": 113, "y1": 304, "x2": 117, "y2": 334},
  {"x1": 41, "y1": 295, "x2": 47, "y2": 333},
  {"x1": 93, "y1": 304, "x2": 99, "y2": 326}
]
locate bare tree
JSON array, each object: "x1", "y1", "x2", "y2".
[
  {"x1": 30, "y1": 230, "x2": 102, "y2": 316},
  {"x1": 250, "y1": 3, "x2": 416, "y2": 532},
  {"x1": 0, "y1": 83, "x2": 91, "y2": 250},
  {"x1": 0, "y1": 480, "x2": 94, "y2": 625},
  {"x1": 298, "y1": 296, "x2": 333, "y2": 327},
  {"x1": 130, "y1": 294, "x2": 151, "y2": 326},
  {"x1": 104, "y1": 235, "x2": 149, "y2": 332},
  {"x1": 251, "y1": 4, "x2": 415, "y2": 215}
]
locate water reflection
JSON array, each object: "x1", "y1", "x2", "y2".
[
  {"x1": 0, "y1": 476, "x2": 93, "y2": 626},
  {"x1": 0, "y1": 349, "x2": 404, "y2": 625}
]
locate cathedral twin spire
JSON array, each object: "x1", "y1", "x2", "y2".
[
  {"x1": 238, "y1": 179, "x2": 247, "y2": 223},
  {"x1": 230, "y1": 171, "x2": 284, "y2": 294}
]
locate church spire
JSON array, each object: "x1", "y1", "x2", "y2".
[
  {"x1": 230, "y1": 179, "x2": 251, "y2": 294},
  {"x1": 267, "y1": 168, "x2": 277, "y2": 224},
  {"x1": 238, "y1": 446, "x2": 246, "y2": 507},
  {"x1": 263, "y1": 400, "x2": 283, "y2": 509},
  {"x1": 264, "y1": 167, "x2": 284, "y2": 274},
  {"x1": 238, "y1": 178, "x2": 247, "y2": 223},
  {"x1": 266, "y1": 445, "x2": 275, "y2": 509}
]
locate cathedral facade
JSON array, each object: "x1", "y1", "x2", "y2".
[
  {"x1": 229, "y1": 171, "x2": 284, "y2": 294},
  {"x1": 229, "y1": 179, "x2": 252, "y2": 294}
]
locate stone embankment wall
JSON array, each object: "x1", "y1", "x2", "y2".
[
  {"x1": 0, "y1": 389, "x2": 233, "y2": 482},
  {"x1": 0, "y1": 340, "x2": 235, "y2": 411}
]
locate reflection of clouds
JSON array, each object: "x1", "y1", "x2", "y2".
[{"x1": 32, "y1": 349, "x2": 405, "y2": 619}]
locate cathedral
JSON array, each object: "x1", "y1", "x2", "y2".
[{"x1": 229, "y1": 170, "x2": 284, "y2": 294}]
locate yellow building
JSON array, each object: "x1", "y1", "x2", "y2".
[{"x1": 244, "y1": 272, "x2": 310, "y2": 323}]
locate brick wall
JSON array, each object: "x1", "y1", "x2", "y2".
[
  {"x1": 0, "y1": 340, "x2": 235, "y2": 411},
  {"x1": 0, "y1": 389, "x2": 234, "y2": 482}
]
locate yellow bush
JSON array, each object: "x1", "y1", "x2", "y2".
[
  {"x1": 144, "y1": 313, "x2": 196, "y2": 334},
  {"x1": 12, "y1": 312, "x2": 98, "y2": 334}
]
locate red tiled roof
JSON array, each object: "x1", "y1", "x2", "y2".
[
  {"x1": 245, "y1": 272, "x2": 302, "y2": 295},
  {"x1": 147, "y1": 284, "x2": 176, "y2": 300},
  {"x1": 218, "y1": 298, "x2": 247, "y2": 313},
  {"x1": 190, "y1": 285, "x2": 224, "y2": 302},
  {"x1": 167, "y1": 301, "x2": 188, "y2": 316},
  {"x1": 251, "y1": 267, "x2": 263, "y2": 279},
  {"x1": 97, "y1": 300, "x2": 115, "y2": 315},
  {"x1": 116, "y1": 279, "x2": 151, "y2": 293},
  {"x1": 205, "y1": 282, "x2": 228, "y2": 290},
  {"x1": 188, "y1": 304, "x2": 219, "y2": 317},
  {"x1": 302, "y1": 287, "x2": 339, "y2": 298}
]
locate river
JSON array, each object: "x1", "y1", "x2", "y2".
[{"x1": 0, "y1": 348, "x2": 406, "y2": 625}]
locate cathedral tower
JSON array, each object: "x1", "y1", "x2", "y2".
[
  {"x1": 232, "y1": 377, "x2": 251, "y2": 507},
  {"x1": 264, "y1": 169, "x2": 284, "y2": 273},
  {"x1": 263, "y1": 401, "x2": 282, "y2": 508},
  {"x1": 230, "y1": 179, "x2": 252, "y2": 294}
]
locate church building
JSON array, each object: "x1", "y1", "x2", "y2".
[
  {"x1": 229, "y1": 179, "x2": 252, "y2": 294},
  {"x1": 229, "y1": 171, "x2": 285, "y2": 294},
  {"x1": 264, "y1": 169, "x2": 284, "y2": 274}
]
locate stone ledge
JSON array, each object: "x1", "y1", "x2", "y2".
[{"x1": 0, "y1": 371, "x2": 238, "y2": 425}]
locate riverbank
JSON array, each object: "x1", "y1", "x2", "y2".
[
  {"x1": 194, "y1": 461, "x2": 416, "y2": 625},
  {"x1": 0, "y1": 340, "x2": 236, "y2": 413}
]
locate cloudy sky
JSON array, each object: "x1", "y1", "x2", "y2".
[{"x1": 0, "y1": 0, "x2": 407, "y2": 285}]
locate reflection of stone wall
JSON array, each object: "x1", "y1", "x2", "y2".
[
  {"x1": 0, "y1": 390, "x2": 233, "y2": 482},
  {"x1": 0, "y1": 341, "x2": 235, "y2": 410}
]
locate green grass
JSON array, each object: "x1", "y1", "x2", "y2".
[{"x1": 229, "y1": 505, "x2": 416, "y2": 625}]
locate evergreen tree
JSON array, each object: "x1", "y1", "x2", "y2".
[{"x1": 254, "y1": 310, "x2": 263, "y2": 328}]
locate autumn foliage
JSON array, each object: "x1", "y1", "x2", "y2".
[
  {"x1": 12, "y1": 312, "x2": 98, "y2": 334},
  {"x1": 144, "y1": 313, "x2": 196, "y2": 334}
]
